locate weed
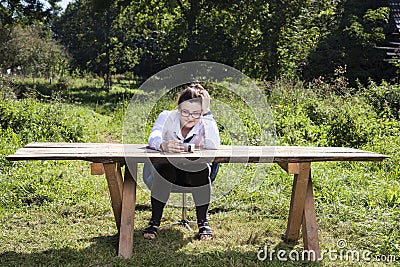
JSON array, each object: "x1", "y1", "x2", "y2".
[{"x1": 0, "y1": 77, "x2": 399, "y2": 266}]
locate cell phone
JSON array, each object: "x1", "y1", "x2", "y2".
[{"x1": 182, "y1": 143, "x2": 195, "y2": 153}]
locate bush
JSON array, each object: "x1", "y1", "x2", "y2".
[
  {"x1": 305, "y1": 95, "x2": 378, "y2": 147},
  {"x1": 362, "y1": 80, "x2": 400, "y2": 119},
  {"x1": 246, "y1": 78, "x2": 400, "y2": 150},
  {"x1": 0, "y1": 93, "x2": 109, "y2": 211},
  {"x1": 0, "y1": 98, "x2": 90, "y2": 144},
  {"x1": 0, "y1": 76, "x2": 17, "y2": 99}
]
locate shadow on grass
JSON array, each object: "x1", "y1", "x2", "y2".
[
  {"x1": 61, "y1": 87, "x2": 135, "y2": 106},
  {"x1": 0, "y1": 228, "x2": 320, "y2": 267},
  {"x1": 15, "y1": 81, "x2": 139, "y2": 110},
  {"x1": 0, "y1": 229, "x2": 186, "y2": 267}
]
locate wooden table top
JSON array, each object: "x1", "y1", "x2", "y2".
[{"x1": 6, "y1": 142, "x2": 389, "y2": 164}]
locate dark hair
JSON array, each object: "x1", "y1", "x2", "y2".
[{"x1": 177, "y1": 82, "x2": 204, "y2": 105}]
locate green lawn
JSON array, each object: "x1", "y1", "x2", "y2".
[{"x1": 0, "y1": 77, "x2": 399, "y2": 266}]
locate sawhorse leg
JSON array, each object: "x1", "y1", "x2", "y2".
[
  {"x1": 103, "y1": 163, "x2": 123, "y2": 230},
  {"x1": 98, "y1": 162, "x2": 137, "y2": 259},
  {"x1": 118, "y1": 164, "x2": 137, "y2": 259},
  {"x1": 278, "y1": 162, "x2": 320, "y2": 261}
]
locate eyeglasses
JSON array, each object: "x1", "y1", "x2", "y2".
[{"x1": 179, "y1": 109, "x2": 202, "y2": 119}]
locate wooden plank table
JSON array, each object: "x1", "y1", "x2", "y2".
[{"x1": 6, "y1": 142, "x2": 389, "y2": 261}]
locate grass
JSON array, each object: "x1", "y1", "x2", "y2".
[{"x1": 0, "y1": 76, "x2": 399, "y2": 266}]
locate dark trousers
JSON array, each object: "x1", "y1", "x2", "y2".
[{"x1": 150, "y1": 163, "x2": 211, "y2": 223}]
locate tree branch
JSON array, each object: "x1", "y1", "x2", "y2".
[{"x1": 176, "y1": 0, "x2": 186, "y2": 14}]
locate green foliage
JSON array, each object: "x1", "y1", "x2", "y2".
[
  {"x1": 0, "y1": 99, "x2": 89, "y2": 144},
  {"x1": 0, "y1": 0, "x2": 60, "y2": 27},
  {"x1": 268, "y1": 78, "x2": 400, "y2": 148},
  {"x1": 52, "y1": 0, "x2": 116, "y2": 77},
  {"x1": 303, "y1": 1, "x2": 394, "y2": 85},
  {"x1": 0, "y1": 77, "x2": 399, "y2": 265},
  {"x1": 277, "y1": 0, "x2": 341, "y2": 79},
  {"x1": 0, "y1": 159, "x2": 110, "y2": 212},
  {"x1": 0, "y1": 0, "x2": 66, "y2": 77},
  {"x1": 49, "y1": 0, "x2": 397, "y2": 83},
  {"x1": 304, "y1": 95, "x2": 378, "y2": 147},
  {"x1": 53, "y1": 0, "x2": 177, "y2": 78},
  {"x1": 362, "y1": 80, "x2": 400, "y2": 119},
  {"x1": 1, "y1": 0, "x2": 396, "y2": 85},
  {"x1": 0, "y1": 80, "x2": 118, "y2": 211},
  {"x1": 0, "y1": 25, "x2": 70, "y2": 78}
]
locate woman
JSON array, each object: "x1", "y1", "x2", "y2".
[{"x1": 144, "y1": 82, "x2": 220, "y2": 240}]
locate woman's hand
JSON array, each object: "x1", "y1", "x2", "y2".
[
  {"x1": 161, "y1": 140, "x2": 184, "y2": 153},
  {"x1": 200, "y1": 89, "x2": 210, "y2": 114}
]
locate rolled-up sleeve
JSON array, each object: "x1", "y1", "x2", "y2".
[{"x1": 148, "y1": 111, "x2": 170, "y2": 151}]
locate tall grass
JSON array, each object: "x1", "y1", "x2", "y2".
[{"x1": 0, "y1": 76, "x2": 399, "y2": 266}]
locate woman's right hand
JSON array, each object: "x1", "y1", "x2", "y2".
[
  {"x1": 161, "y1": 140, "x2": 184, "y2": 153},
  {"x1": 200, "y1": 89, "x2": 210, "y2": 114}
]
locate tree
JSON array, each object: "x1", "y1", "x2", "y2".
[
  {"x1": 0, "y1": 0, "x2": 63, "y2": 74},
  {"x1": 53, "y1": 0, "x2": 112, "y2": 79},
  {"x1": 52, "y1": 0, "x2": 397, "y2": 84},
  {"x1": 1, "y1": 25, "x2": 69, "y2": 78},
  {"x1": 302, "y1": 0, "x2": 395, "y2": 85},
  {"x1": 0, "y1": 0, "x2": 61, "y2": 27}
]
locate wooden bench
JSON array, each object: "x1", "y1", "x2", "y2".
[{"x1": 6, "y1": 142, "x2": 389, "y2": 261}]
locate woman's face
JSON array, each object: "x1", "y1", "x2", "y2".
[{"x1": 178, "y1": 100, "x2": 202, "y2": 130}]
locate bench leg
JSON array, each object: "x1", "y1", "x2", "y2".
[
  {"x1": 285, "y1": 162, "x2": 310, "y2": 241},
  {"x1": 118, "y1": 163, "x2": 137, "y2": 259},
  {"x1": 302, "y1": 172, "x2": 320, "y2": 261},
  {"x1": 104, "y1": 163, "x2": 123, "y2": 230}
]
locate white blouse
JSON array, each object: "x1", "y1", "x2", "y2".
[{"x1": 148, "y1": 110, "x2": 220, "y2": 151}]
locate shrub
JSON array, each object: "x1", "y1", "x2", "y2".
[
  {"x1": 362, "y1": 80, "x2": 400, "y2": 119},
  {"x1": 268, "y1": 79, "x2": 383, "y2": 148},
  {"x1": 0, "y1": 98, "x2": 91, "y2": 144}
]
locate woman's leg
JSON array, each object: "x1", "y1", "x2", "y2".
[
  {"x1": 181, "y1": 164, "x2": 213, "y2": 239},
  {"x1": 195, "y1": 203, "x2": 209, "y2": 223},
  {"x1": 150, "y1": 162, "x2": 179, "y2": 216},
  {"x1": 183, "y1": 164, "x2": 211, "y2": 221},
  {"x1": 144, "y1": 163, "x2": 176, "y2": 239}
]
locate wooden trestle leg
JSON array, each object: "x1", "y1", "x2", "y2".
[
  {"x1": 99, "y1": 162, "x2": 137, "y2": 259},
  {"x1": 118, "y1": 163, "x2": 137, "y2": 259},
  {"x1": 279, "y1": 162, "x2": 320, "y2": 261},
  {"x1": 301, "y1": 173, "x2": 320, "y2": 261},
  {"x1": 103, "y1": 163, "x2": 123, "y2": 230}
]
